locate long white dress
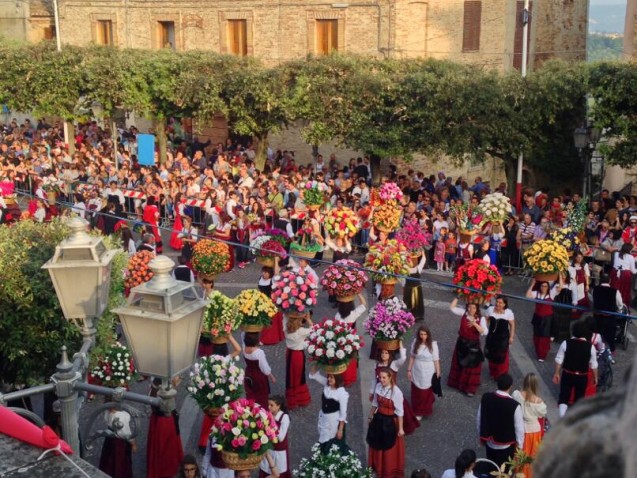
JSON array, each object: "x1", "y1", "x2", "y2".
[
  {"x1": 410, "y1": 340, "x2": 439, "y2": 390},
  {"x1": 309, "y1": 371, "x2": 349, "y2": 443}
]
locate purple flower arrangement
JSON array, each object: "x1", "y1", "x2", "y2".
[
  {"x1": 395, "y1": 219, "x2": 430, "y2": 253},
  {"x1": 364, "y1": 300, "x2": 415, "y2": 341}
]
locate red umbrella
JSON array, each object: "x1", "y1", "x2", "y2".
[{"x1": 0, "y1": 407, "x2": 73, "y2": 454}]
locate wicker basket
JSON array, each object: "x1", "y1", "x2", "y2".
[
  {"x1": 198, "y1": 273, "x2": 216, "y2": 282},
  {"x1": 306, "y1": 204, "x2": 321, "y2": 211},
  {"x1": 222, "y1": 451, "x2": 263, "y2": 471},
  {"x1": 256, "y1": 256, "x2": 275, "y2": 267},
  {"x1": 533, "y1": 272, "x2": 559, "y2": 282},
  {"x1": 409, "y1": 252, "x2": 422, "y2": 267},
  {"x1": 205, "y1": 407, "x2": 223, "y2": 419},
  {"x1": 46, "y1": 191, "x2": 57, "y2": 206},
  {"x1": 459, "y1": 293, "x2": 488, "y2": 305},
  {"x1": 211, "y1": 335, "x2": 229, "y2": 345},
  {"x1": 321, "y1": 361, "x2": 350, "y2": 375},
  {"x1": 336, "y1": 294, "x2": 356, "y2": 303},
  {"x1": 242, "y1": 324, "x2": 264, "y2": 333},
  {"x1": 376, "y1": 339, "x2": 400, "y2": 351},
  {"x1": 379, "y1": 277, "x2": 398, "y2": 285},
  {"x1": 375, "y1": 225, "x2": 392, "y2": 233},
  {"x1": 293, "y1": 249, "x2": 317, "y2": 259}
]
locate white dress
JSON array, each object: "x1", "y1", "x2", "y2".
[
  {"x1": 410, "y1": 341, "x2": 439, "y2": 390},
  {"x1": 202, "y1": 436, "x2": 233, "y2": 478},
  {"x1": 309, "y1": 371, "x2": 349, "y2": 443}
]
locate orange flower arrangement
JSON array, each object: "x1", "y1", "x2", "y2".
[
  {"x1": 372, "y1": 201, "x2": 401, "y2": 233},
  {"x1": 192, "y1": 239, "x2": 231, "y2": 276},
  {"x1": 124, "y1": 250, "x2": 155, "y2": 289},
  {"x1": 324, "y1": 207, "x2": 360, "y2": 238}
]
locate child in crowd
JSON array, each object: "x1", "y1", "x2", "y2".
[
  {"x1": 444, "y1": 231, "x2": 457, "y2": 272},
  {"x1": 434, "y1": 227, "x2": 447, "y2": 272}
]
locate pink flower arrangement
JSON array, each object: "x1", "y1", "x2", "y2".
[
  {"x1": 395, "y1": 219, "x2": 431, "y2": 252},
  {"x1": 211, "y1": 398, "x2": 279, "y2": 458},
  {"x1": 378, "y1": 182, "x2": 404, "y2": 203},
  {"x1": 304, "y1": 318, "x2": 363, "y2": 367},
  {"x1": 271, "y1": 269, "x2": 319, "y2": 313},
  {"x1": 320, "y1": 259, "x2": 368, "y2": 298},
  {"x1": 364, "y1": 301, "x2": 415, "y2": 341}
]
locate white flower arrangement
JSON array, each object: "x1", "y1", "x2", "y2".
[
  {"x1": 294, "y1": 443, "x2": 373, "y2": 477},
  {"x1": 90, "y1": 342, "x2": 136, "y2": 388},
  {"x1": 187, "y1": 354, "x2": 245, "y2": 410},
  {"x1": 480, "y1": 192, "x2": 512, "y2": 223}
]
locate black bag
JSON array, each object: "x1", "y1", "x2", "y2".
[{"x1": 366, "y1": 413, "x2": 397, "y2": 451}]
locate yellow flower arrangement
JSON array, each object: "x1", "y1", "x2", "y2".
[
  {"x1": 234, "y1": 289, "x2": 277, "y2": 326},
  {"x1": 524, "y1": 239, "x2": 570, "y2": 275},
  {"x1": 324, "y1": 207, "x2": 360, "y2": 238},
  {"x1": 372, "y1": 201, "x2": 402, "y2": 232}
]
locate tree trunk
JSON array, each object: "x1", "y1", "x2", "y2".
[
  {"x1": 154, "y1": 118, "x2": 167, "y2": 165},
  {"x1": 370, "y1": 154, "x2": 382, "y2": 186},
  {"x1": 66, "y1": 121, "x2": 76, "y2": 155},
  {"x1": 254, "y1": 133, "x2": 268, "y2": 171}
]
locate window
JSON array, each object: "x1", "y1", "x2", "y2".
[
  {"x1": 96, "y1": 20, "x2": 113, "y2": 46},
  {"x1": 513, "y1": 1, "x2": 533, "y2": 70},
  {"x1": 316, "y1": 19, "x2": 338, "y2": 55},
  {"x1": 158, "y1": 21, "x2": 175, "y2": 49},
  {"x1": 227, "y1": 20, "x2": 248, "y2": 56},
  {"x1": 43, "y1": 25, "x2": 56, "y2": 40},
  {"x1": 462, "y1": 1, "x2": 482, "y2": 52}
]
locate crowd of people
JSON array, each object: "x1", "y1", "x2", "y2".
[{"x1": 0, "y1": 117, "x2": 634, "y2": 478}]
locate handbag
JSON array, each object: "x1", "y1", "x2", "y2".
[{"x1": 594, "y1": 248, "x2": 612, "y2": 263}]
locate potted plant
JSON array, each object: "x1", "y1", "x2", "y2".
[
  {"x1": 320, "y1": 259, "x2": 368, "y2": 303},
  {"x1": 234, "y1": 289, "x2": 278, "y2": 332},
  {"x1": 364, "y1": 301, "x2": 415, "y2": 351},
  {"x1": 301, "y1": 180, "x2": 329, "y2": 210},
  {"x1": 324, "y1": 207, "x2": 360, "y2": 239},
  {"x1": 452, "y1": 259, "x2": 503, "y2": 304},
  {"x1": 371, "y1": 202, "x2": 402, "y2": 233},
  {"x1": 363, "y1": 239, "x2": 409, "y2": 285},
  {"x1": 188, "y1": 355, "x2": 245, "y2": 418},
  {"x1": 192, "y1": 239, "x2": 231, "y2": 280},
  {"x1": 450, "y1": 203, "x2": 485, "y2": 238},
  {"x1": 395, "y1": 218, "x2": 431, "y2": 265},
  {"x1": 290, "y1": 223, "x2": 322, "y2": 259},
  {"x1": 304, "y1": 318, "x2": 362, "y2": 375},
  {"x1": 211, "y1": 398, "x2": 279, "y2": 470},
  {"x1": 90, "y1": 341, "x2": 137, "y2": 388},
  {"x1": 250, "y1": 235, "x2": 287, "y2": 267},
  {"x1": 202, "y1": 291, "x2": 241, "y2": 344},
  {"x1": 480, "y1": 192, "x2": 513, "y2": 225},
  {"x1": 523, "y1": 239, "x2": 570, "y2": 282},
  {"x1": 294, "y1": 443, "x2": 373, "y2": 477},
  {"x1": 124, "y1": 250, "x2": 155, "y2": 291},
  {"x1": 271, "y1": 269, "x2": 319, "y2": 325}
]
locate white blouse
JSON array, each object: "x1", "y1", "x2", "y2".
[
  {"x1": 613, "y1": 252, "x2": 637, "y2": 275},
  {"x1": 335, "y1": 304, "x2": 366, "y2": 326},
  {"x1": 243, "y1": 348, "x2": 271, "y2": 376},
  {"x1": 451, "y1": 306, "x2": 487, "y2": 335},
  {"x1": 284, "y1": 323, "x2": 311, "y2": 350},
  {"x1": 370, "y1": 347, "x2": 407, "y2": 394},
  {"x1": 485, "y1": 307, "x2": 515, "y2": 322},
  {"x1": 309, "y1": 371, "x2": 349, "y2": 422},
  {"x1": 372, "y1": 383, "x2": 404, "y2": 417},
  {"x1": 512, "y1": 390, "x2": 547, "y2": 434}
]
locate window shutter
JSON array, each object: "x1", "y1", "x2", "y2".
[{"x1": 462, "y1": 1, "x2": 482, "y2": 52}]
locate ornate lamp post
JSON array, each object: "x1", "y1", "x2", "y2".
[{"x1": 574, "y1": 125, "x2": 602, "y2": 198}]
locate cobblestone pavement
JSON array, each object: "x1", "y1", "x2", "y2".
[{"x1": 78, "y1": 245, "x2": 635, "y2": 477}]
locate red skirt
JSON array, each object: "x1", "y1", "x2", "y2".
[
  {"x1": 99, "y1": 436, "x2": 133, "y2": 478},
  {"x1": 146, "y1": 413, "x2": 184, "y2": 478},
  {"x1": 246, "y1": 369, "x2": 270, "y2": 408},
  {"x1": 532, "y1": 336, "x2": 551, "y2": 360},
  {"x1": 285, "y1": 349, "x2": 311, "y2": 409},
  {"x1": 198, "y1": 413, "x2": 215, "y2": 448},
  {"x1": 610, "y1": 269, "x2": 632, "y2": 307},
  {"x1": 342, "y1": 355, "x2": 358, "y2": 387},
  {"x1": 410, "y1": 384, "x2": 435, "y2": 417},
  {"x1": 402, "y1": 398, "x2": 421, "y2": 435},
  {"x1": 169, "y1": 214, "x2": 183, "y2": 250},
  {"x1": 488, "y1": 352, "x2": 509, "y2": 379},
  {"x1": 447, "y1": 346, "x2": 482, "y2": 394},
  {"x1": 197, "y1": 336, "x2": 213, "y2": 358},
  {"x1": 261, "y1": 312, "x2": 285, "y2": 345},
  {"x1": 368, "y1": 417, "x2": 405, "y2": 478},
  {"x1": 568, "y1": 368, "x2": 596, "y2": 404}
]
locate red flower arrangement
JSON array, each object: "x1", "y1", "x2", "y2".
[
  {"x1": 324, "y1": 207, "x2": 360, "y2": 239},
  {"x1": 452, "y1": 259, "x2": 502, "y2": 304},
  {"x1": 304, "y1": 318, "x2": 363, "y2": 369},
  {"x1": 271, "y1": 269, "x2": 319, "y2": 313},
  {"x1": 124, "y1": 250, "x2": 155, "y2": 289},
  {"x1": 320, "y1": 259, "x2": 368, "y2": 299}
]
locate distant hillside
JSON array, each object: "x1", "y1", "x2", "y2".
[
  {"x1": 588, "y1": 32, "x2": 624, "y2": 62},
  {"x1": 589, "y1": 4, "x2": 626, "y2": 33}
]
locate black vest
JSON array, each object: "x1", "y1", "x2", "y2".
[
  {"x1": 563, "y1": 338, "x2": 591, "y2": 373},
  {"x1": 593, "y1": 285, "x2": 617, "y2": 316},
  {"x1": 479, "y1": 392, "x2": 519, "y2": 445},
  {"x1": 173, "y1": 265, "x2": 192, "y2": 282},
  {"x1": 274, "y1": 218, "x2": 289, "y2": 232},
  {"x1": 321, "y1": 393, "x2": 340, "y2": 414}
]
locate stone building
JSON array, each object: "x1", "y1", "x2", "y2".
[{"x1": 0, "y1": 0, "x2": 54, "y2": 43}]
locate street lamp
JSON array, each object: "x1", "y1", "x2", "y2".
[{"x1": 573, "y1": 125, "x2": 602, "y2": 198}]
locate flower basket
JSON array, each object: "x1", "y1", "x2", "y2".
[
  {"x1": 187, "y1": 355, "x2": 245, "y2": 411},
  {"x1": 295, "y1": 443, "x2": 373, "y2": 477},
  {"x1": 523, "y1": 239, "x2": 569, "y2": 277},
  {"x1": 301, "y1": 180, "x2": 329, "y2": 208},
  {"x1": 364, "y1": 298, "x2": 414, "y2": 345},
  {"x1": 379, "y1": 277, "x2": 398, "y2": 285},
  {"x1": 90, "y1": 342, "x2": 137, "y2": 388},
  {"x1": 251, "y1": 235, "x2": 288, "y2": 262},
  {"x1": 46, "y1": 191, "x2": 57, "y2": 206},
  {"x1": 206, "y1": 407, "x2": 223, "y2": 419},
  {"x1": 306, "y1": 204, "x2": 321, "y2": 211},
  {"x1": 256, "y1": 256, "x2": 275, "y2": 267},
  {"x1": 321, "y1": 361, "x2": 350, "y2": 375},
  {"x1": 549, "y1": 227, "x2": 581, "y2": 256},
  {"x1": 294, "y1": 249, "x2": 317, "y2": 259},
  {"x1": 480, "y1": 192, "x2": 512, "y2": 224},
  {"x1": 202, "y1": 291, "x2": 241, "y2": 340},
  {"x1": 262, "y1": 228, "x2": 290, "y2": 248},
  {"x1": 371, "y1": 202, "x2": 401, "y2": 233},
  {"x1": 363, "y1": 239, "x2": 409, "y2": 283},
  {"x1": 199, "y1": 272, "x2": 216, "y2": 282},
  {"x1": 324, "y1": 207, "x2": 360, "y2": 239},
  {"x1": 305, "y1": 318, "x2": 362, "y2": 371},
  {"x1": 211, "y1": 399, "x2": 279, "y2": 464},
  {"x1": 408, "y1": 252, "x2": 422, "y2": 267},
  {"x1": 192, "y1": 239, "x2": 231, "y2": 276},
  {"x1": 378, "y1": 182, "x2": 404, "y2": 203},
  {"x1": 376, "y1": 339, "x2": 401, "y2": 351},
  {"x1": 396, "y1": 219, "x2": 430, "y2": 252},
  {"x1": 453, "y1": 259, "x2": 502, "y2": 304},
  {"x1": 241, "y1": 324, "x2": 264, "y2": 333},
  {"x1": 286, "y1": 311, "x2": 309, "y2": 328},
  {"x1": 222, "y1": 451, "x2": 264, "y2": 471},
  {"x1": 320, "y1": 259, "x2": 368, "y2": 300},
  {"x1": 271, "y1": 269, "x2": 319, "y2": 314},
  {"x1": 235, "y1": 289, "x2": 277, "y2": 328},
  {"x1": 451, "y1": 203, "x2": 485, "y2": 235},
  {"x1": 124, "y1": 250, "x2": 155, "y2": 289},
  {"x1": 533, "y1": 272, "x2": 559, "y2": 282}
]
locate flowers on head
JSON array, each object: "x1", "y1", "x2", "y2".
[
  {"x1": 395, "y1": 219, "x2": 430, "y2": 252},
  {"x1": 301, "y1": 180, "x2": 329, "y2": 207},
  {"x1": 234, "y1": 289, "x2": 277, "y2": 327},
  {"x1": 124, "y1": 250, "x2": 155, "y2": 289},
  {"x1": 203, "y1": 291, "x2": 241, "y2": 339},
  {"x1": 290, "y1": 224, "x2": 322, "y2": 254},
  {"x1": 90, "y1": 341, "x2": 136, "y2": 388},
  {"x1": 363, "y1": 239, "x2": 409, "y2": 282},
  {"x1": 271, "y1": 269, "x2": 319, "y2": 313},
  {"x1": 480, "y1": 193, "x2": 512, "y2": 223},
  {"x1": 294, "y1": 443, "x2": 373, "y2": 478},
  {"x1": 371, "y1": 202, "x2": 402, "y2": 232},
  {"x1": 250, "y1": 235, "x2": 288, "y2": 259},
  {"x1": 451, "y1": 203, "x2": 485, "y2": 232},
  {"x1": 321, "y1": 259, "x2": 368, "y2": 298},
  {"x1": 364, "y1": 301, "x2": 415, "y2": 341},
  {"x1": 211, "y1": 398, "x2": 279, "y2": 458},
  {"x1": 452, "y1": 259, "x2": 502, "y2": 303},
  {"x1": 324, "y1": 207, "x2": 360, "y2": 238},
  {"x1": 549, "y1": 227, "x2": 580, "y2": 255},
  {"x1": 188, "y1": 355, "x2": 245, "y2": 410},
  {"x1": 524, "y1": 239, "x2": 570, "y2": 275},
  {"x1": 263, "y1": 228, "x2": 290, "y2": 248},
  {"x1": 192, "y1": 239, "x2": 231, "y2": 276},
  {"x1": 304, "y1": 318, "x2": 363, "y2": 367},
  {"x1": 565, "y1": 200, "x2": 588, "y2": 233},
  {"x1": 378, "y1": 182, "x2": 403, "y2": 203}
]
